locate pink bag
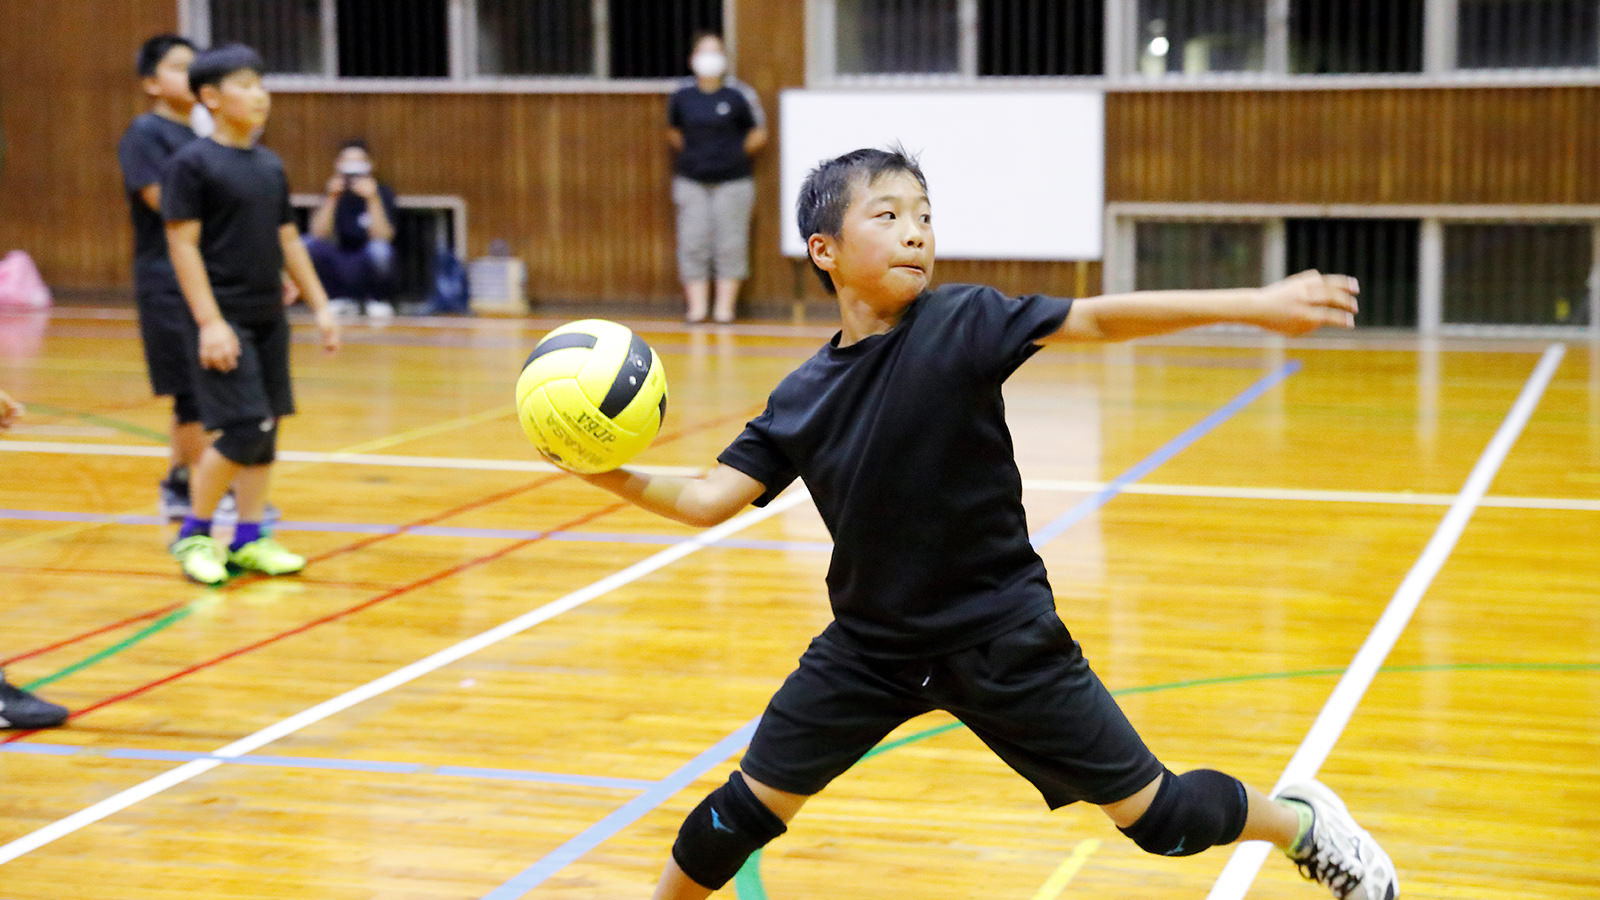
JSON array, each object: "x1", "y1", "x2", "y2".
[{"x1": 0, "y1": 250, "x2": 53, "y2": 310}]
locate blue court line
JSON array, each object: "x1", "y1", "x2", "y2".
[
  {"x1": 1028, "y1": 360, "x2": 1302, "y2": 548},
  {"x1": 480, "y1": 718, "x2": 762, "y2": 900},
  {"x1": 0, "y1": 743, "x2": 655, "y2": 791}
]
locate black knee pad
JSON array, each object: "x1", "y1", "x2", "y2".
[
  {"x1": 1119, "y1": 768, "x2": 1248, "y2": 857},
  {"x1": 172, "y1": 392, "x2": 202, "y2": 425},
  {"x1": 671, "y1": 771, "x2": 788, "y2": 889},
  {"x1": 213, "y1": 418, "x2": 277, "y2": 466}
]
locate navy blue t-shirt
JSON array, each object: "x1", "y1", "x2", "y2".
[
  {"x1": 161, "y1": 138, "x2": 294, "y2": 324},
  {"x1": 118, "y1": 112, "x2": 199, "y2": 296},
  {"x1": 667, "y1": 77, "x2": 765, "y2": 184},
  {"x1": 330, "y1": 183, "x2": 399, "y2": 251},
  {"x1": 718, "y1": 284, "x2": 1074, "y2": 657}
]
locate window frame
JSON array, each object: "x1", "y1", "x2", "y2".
[
  {"x1": 182, "y1": 0, "x2": 736, "y2": 93},
  {"x1": 1109, "y1": 202, "x2": 1600, "y2": 336}
]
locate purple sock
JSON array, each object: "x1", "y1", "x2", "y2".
[
  {"x1": 231, "y1": 522, "x2": 262, "y2": 551},
  {"x1": 178, "y1": 517, "x2": 212, "y2": 540}
]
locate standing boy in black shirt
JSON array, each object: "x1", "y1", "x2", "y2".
[
  {"x1": 564, "y1": 147, "x2": 1399, "y2": 900},
  {"x1": 117, "y1": 34, "x2": 205, "y2": 521},
  {"x1": 162, "y1": 44, "x2": 340, "y2": 586}
]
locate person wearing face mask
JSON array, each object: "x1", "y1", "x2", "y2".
[
  {"x1": 667, "y1": 32, "x2": 768, "y2": 324},
  {"x1": 305, "y1": 139, "x2": 400, "y2": 319}
]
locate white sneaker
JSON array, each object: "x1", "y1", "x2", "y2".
[
  {"x1": 364, "y1": 299, "x2": 395, "y2": 319},
  {"x1": 328, "y1": 298, "x2": 360, "y2": 319},
  {"x1": 1277, "y1": 780, "x2": 1398, "y2": 900}
]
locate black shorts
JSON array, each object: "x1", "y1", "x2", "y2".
[
  {"x1": 183, "y1": 316, "x2": 296, "y2": 430},
  {"x1": 135, "y1": 288, "x2": 195, "y2": 398},
  {"x1": 740, "y1": 611, "x2": 1165, "y2": 809}
]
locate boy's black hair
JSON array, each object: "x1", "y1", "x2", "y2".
[
  {"x1": 795, "y1": 144, "x2": 928, "y2": 294},
  {"x1": 188, "y1": 42, "x2": 265, "y2": 95},
  {"x1": 136, "y1": 34, "x2": 194, "y2": 78}
]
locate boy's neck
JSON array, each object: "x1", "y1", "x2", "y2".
[
  {"x1": 835, "y1": 289, "x2": 912, "y2": 347},
  {"x1": 209, "y1": 118, "x2": 258, "y2": 149},
  {"x1": 151, "y1": 98, "x2": 194, "y2": 126}
]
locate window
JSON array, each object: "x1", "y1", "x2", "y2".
[
  {"x1": 1458, "y1": 0, "x2": 1599, "y2": 69},
  {"x1": 835, "y1": 0, "x2": 961, "y2": 75},
  {"x1": 200, "y1": 0, "x2": 725, "y2": 81},
  {"x1": 1444, "y1": 224, "x2": 1592, "y2": 325},
  {"x1": 1135, "y1": 222, "x2": 1266, "y2": 291},
  {"x1": 1290, "y1": 0, "x2": 1423, "y2": 74},
  {"x1": 476, "y1": 0, "x2": 594, "y2": 76},
  {"x1": 1137, "y1": 0, "x2": 1266, "y2": 75},
  {"x1": 1287, "y1": 218, "x2": 1419, "y2": 327},
  {"x1": 979, "y1": 0, "x2": 1104, "y2": 76}
]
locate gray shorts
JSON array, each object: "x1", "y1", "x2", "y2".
[{"x1": 673, "y1": 175, "x2": 756, "y2": 281}]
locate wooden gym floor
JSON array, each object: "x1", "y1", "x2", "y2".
[{"x1": 0, "y1": 306, "x2": 1596, "y2": 899}]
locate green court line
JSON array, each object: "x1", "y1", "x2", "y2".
[
  {"x1": 734, "y1": 659, "x2": 1600, "y2": 900},
  {"x1": 20, "y1": 605, "x2": 193, "y2": 693},
  {"x1": 22, "y1": 402, "x2": 168, "y2": 443}
]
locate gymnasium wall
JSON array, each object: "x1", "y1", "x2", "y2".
[{"x1": 3, "y1": 1, "x2": 1599, "y2": 313}]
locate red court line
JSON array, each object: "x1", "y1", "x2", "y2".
[
  {"x1": 3, "y1": 406, "x2": 753, "y2": 665},
  {"x1": 2, "y1": 406, "x2": 760, "y2": 740},
  {"x1": 1, "y1": 499, "x2": 630, "y2": 743}
]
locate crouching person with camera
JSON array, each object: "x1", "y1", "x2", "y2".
[{"x1": 304, "y1": 139, "x2": 400, "y2": 318}]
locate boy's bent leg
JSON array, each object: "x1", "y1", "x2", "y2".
[{"x1": 652, "y1": 770, "x2": 804, "y2": 899}]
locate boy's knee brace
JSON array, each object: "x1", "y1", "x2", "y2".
[
  {"x1": 1118, "y1": 769, "x2": 1248, "y2": 857},
  {"x1": 172, "y1": 392, "x2": 201, "y2": 425},
  {"x1": 213, "y1": 418, "x2": 277, "y2": 466},
  {"x1": 671, "y1": 771, "x2": 788, "y2": 889}
]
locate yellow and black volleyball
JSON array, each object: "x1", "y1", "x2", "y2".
[{"x1": 514, "y1": 319, "x2": 668, "y2": 474}]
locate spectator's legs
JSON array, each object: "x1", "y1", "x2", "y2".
[
  {"x1": 362, "y1": 240, "x2": 397, "y2": 317},
  {"x1": 674, "y1": 176, "x2": 714, "y2": 322},
  {"x1": 708, "y1": 177, "x2": 755, "y2": 323},
  {"x1": 304, "y1": 236, "x2": 365, "y2": 316}
]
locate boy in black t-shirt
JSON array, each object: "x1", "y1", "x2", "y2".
[
  {"x1": 162, "y1": 44, "x2": 340, "y2": 586},
  {"x1": 566, "y1": 148, "x2": 1398, "y2": 900},
  {"x1": 117, "y1": 34, "x2": 205, "y2": 521}
]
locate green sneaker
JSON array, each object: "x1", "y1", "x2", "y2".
[
  {"x1": 171, "y1": 535, "x2": 229, "y2": 585},
  {"x1": 228, "y1": 537, "x2": 305, "y2": 576}
]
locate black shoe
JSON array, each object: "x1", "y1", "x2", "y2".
[{"x1": 0, "y1": 678, "x2": 69, "y2": 729}]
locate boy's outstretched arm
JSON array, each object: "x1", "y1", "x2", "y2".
[
  {"x1": 1060, "y1": 270, "x2": 1359, "y2": 342},
  {"x1": 573, "y1": 464, "x2": 766, "y2": 528}
]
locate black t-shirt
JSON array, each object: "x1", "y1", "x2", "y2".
[
  {"x1": 667, "y1": 78, "x2": 764, "y2": 184},
  {"x1": 718, "y1": 284, "x2": 1074, "y2": 658},
  {"x1": 161, "y1": 138, "x2": 294, "y2": 323},
  {"x1": 330, "y1": 183, "x2": 398, "y2": 251},
  {"x1": 118, "y1": 112, "x2": 199, "y2": 296}
]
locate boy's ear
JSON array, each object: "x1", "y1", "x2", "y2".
[
  {"x1": 198, "y1": 84, "x2": 221, "y2": 110},
  {"x1": 807, "y1": 233, "x2": 837, "y2": 275},
  {"x1": 140, "y1": 76, "x2": 163, "y2": 99}
]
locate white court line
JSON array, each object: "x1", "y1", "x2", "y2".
[
  {"x1": 0, "y1": 489, "x2": 812, "y2": 866},
  {"x1": 1204, "y1": 343, "x2": 1566, "y2": 900},
  {"x1": 4, "y1": 440, "x2": 1598, "y2": 512}
]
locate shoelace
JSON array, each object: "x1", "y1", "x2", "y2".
[{"x1": 1297, "y1": 844, "x2": 1359, "y2": 897}]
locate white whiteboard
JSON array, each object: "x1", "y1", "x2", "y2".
[{"x1": 778, "y1": 89, "x2": 1105, "y2": 261}]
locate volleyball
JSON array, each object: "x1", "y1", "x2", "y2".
[{"x1": 515, "y1": 319, "x2": 668, "y2": 474}]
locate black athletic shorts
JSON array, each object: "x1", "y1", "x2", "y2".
[
  {"x1": 182, "y1": 315, "x2": 296, "y2": 430},
  {"x1": 740, "y1": 611, "x2": 1165, "y2": 809},
  {"x1": 135, "y1": 288, "x2": 195, "y2": 398}
]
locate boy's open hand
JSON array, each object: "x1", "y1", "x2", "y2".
[
  {"x1": 198, "y1": 320, "x2": 241, "y2": 372},
  {"x1": 1255, "y1": 270, "x2": 1359, "y2": 335}
]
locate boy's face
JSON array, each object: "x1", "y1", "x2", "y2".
[
  {"x1": 202, "y1": 69, "x2": 270, "y2": 131},
  {"x1": 811, "y1": 170, "x2": 935, "y2": 307},
  {"x1": 143, "y1": 45, "x2": 196, "y2": 105}
]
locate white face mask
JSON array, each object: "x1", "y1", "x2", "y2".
[{"x1": 691, "y1": 51, "x2": 727, "y2": 79}]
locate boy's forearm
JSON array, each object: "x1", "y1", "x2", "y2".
[
  {"x1": 582, "y1": 468, "x2": 706, "y2": 525},
  {"x1": 1066, "y1": 288, "x2": 1264, "y2": 342},
  {"x1": 168, "y1": 239, "x2": 224, "y2": 326}
]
